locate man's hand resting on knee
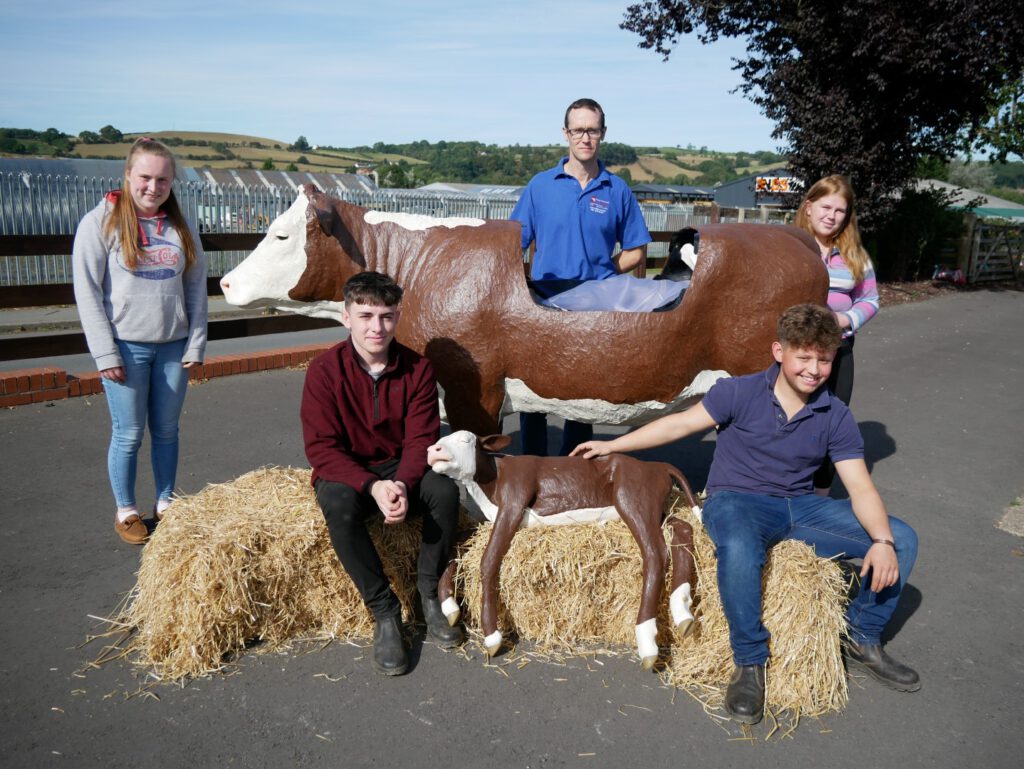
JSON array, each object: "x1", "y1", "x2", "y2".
[{"x1": 371, "y1": 480, "x2": 409, "y2": 524}]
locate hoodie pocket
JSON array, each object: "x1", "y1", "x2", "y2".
[{"x1": 112, "y1": 294, "x2": 188, "y2": 342}]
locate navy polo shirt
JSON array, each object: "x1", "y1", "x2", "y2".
[
  {"x1": 510, "y1": 157, "x2": 651, "y2": 280},
  {"x1": 702, "y1": 364, "x2": 864, "y2": 497}
]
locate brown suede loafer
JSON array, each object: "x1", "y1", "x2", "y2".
[{"x1": 115, "y1": 514, "x2": 148, "y2": 545}]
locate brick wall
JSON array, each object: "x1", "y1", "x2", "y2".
[{"x1": 0, "y1": 343, "x2": 333, "y2": 409}]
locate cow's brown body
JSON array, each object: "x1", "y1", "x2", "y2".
[{"x1": 229, "y1": 185, "x2": 828, "y2": 435}]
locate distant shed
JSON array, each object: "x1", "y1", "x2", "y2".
[{"x1": 631, "y1": 183, "x2": 715, "y2": 204}]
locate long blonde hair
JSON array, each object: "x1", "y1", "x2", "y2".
[
  {"x1": 103, "y1": 138, "x2": 197, "y2": 270},
  {"x1": 794, "y1": 174, "x2": 871, "y2": 282}
]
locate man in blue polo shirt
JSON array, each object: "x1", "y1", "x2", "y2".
[
  {"x1": 511, "y1": 97, "x2": 652, "y2": 455},
  {"x1": 572, "y1": 304, "x2": 920, "y2": 725}
]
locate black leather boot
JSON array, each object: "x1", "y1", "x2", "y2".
[
  {"x1": 845, "y1": 641, "x2": 921, "y2": 692},
  {"x1": 420, "y1": 595, "x2": 464, "y2": 648},
  {"x1": 725, "y1": 664, "x2": 765, "y2": 725},
  {"x1": 372, "y1": 615, "x2": 408, "y2": 676}
]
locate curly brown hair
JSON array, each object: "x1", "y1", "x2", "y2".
[{"x1": 777, "y1": 303, "x2": 841, "y2": 353}]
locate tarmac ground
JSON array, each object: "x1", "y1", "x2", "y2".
[{"x1": 1, "y1": 289, "x2": 1022, "y2": 768}]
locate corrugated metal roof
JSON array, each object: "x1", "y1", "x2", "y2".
[
  {"x1": 0, "y1": 158, "x2": 378, "y2": 193},
  {"x1": 418, "y1": 181, "x2": 522, "y2": 197},
  {"x1": 0, "y1": 156, "x2": 127, "y2": 180}
]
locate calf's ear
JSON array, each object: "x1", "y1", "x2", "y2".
[{"x1": 480, "y1": 434, "x2": 513, "y2": 452}]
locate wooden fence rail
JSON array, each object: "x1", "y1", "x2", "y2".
[{"x1": 0, "y1": 231, "x2": 679, "y2": 362}]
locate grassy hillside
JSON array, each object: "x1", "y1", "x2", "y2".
[{"x1": 2, "y1": 126, "x2": 786, "y2": 185}]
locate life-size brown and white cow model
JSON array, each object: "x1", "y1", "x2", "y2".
[
  {"x1": 220, "y1": 185, "x2": 827, "y2": 435},
  {"x1": 427, "y1": 430, "x2": 701, "y2": 669}
]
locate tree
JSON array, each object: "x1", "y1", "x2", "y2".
[
  {"x1": 262, "y1": 158, "x2": 276, "y2": 170},
  {"x1": 601, "y1": 142, "x2": 638, "y2": 165},
  {"x1": 621, "y1": 1, "x2": 1024, "y2": 225},
  {"x1": 98, "y1": 124, "x2": 123, "y2": 142},
  {"x1": 78, "y1": 130, "x2": 102, "y2": 144},
  {"x1": 947, "y1": 160, "x2": 996, "y2": 191},
  {"x1": 290, "y1": 135, "x2": 311, "y2": 152},
  {"x1": 970, "y1": 74, "x2": 1024, "y2": 161}
]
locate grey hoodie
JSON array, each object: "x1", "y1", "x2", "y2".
[{"x1": 72, "y1": 195, "x2": 208, "y2": 371}]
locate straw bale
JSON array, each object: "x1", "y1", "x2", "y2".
[
  {"x1": 123, "y1": 467, "x2": 423, "y2": 679},
  {"x1": 116, "y1": 469, "x2": 850, "y2": 721}
]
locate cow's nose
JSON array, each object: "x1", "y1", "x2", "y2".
[{"x1": 220, "y1": 277, "x2": 231, "y2": 291}]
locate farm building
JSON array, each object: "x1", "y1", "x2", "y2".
[
  {"x1": 631, "y1": 183, "x2": 716, "y2": 204},
  {"x1": 713, "y1": 168, "x2": 802, "y2": 208}
]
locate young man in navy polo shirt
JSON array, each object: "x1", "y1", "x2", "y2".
[
  {"x1": 572, "y1": 304, "x2": 919, "y2": 724},
  {"x1": 510, "y1": 97, "x2": 651, "y2": 456}
]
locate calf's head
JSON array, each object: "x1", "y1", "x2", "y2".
[{"x1": 427, "y1": 431, "x2": 512, "y2": 482}]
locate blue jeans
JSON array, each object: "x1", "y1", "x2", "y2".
[
  {"x1": 519, "y1": 412, "x2": 593, "y2": 456},
  {"x1": 702, "y1": 490, "x2": 918, "y2": 666},
  {"x1": 101, "y1": 338, "x2": 189, "y2": 508}
]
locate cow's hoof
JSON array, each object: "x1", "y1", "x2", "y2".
[
  {"x1": 440, "y1": 597, "x2": 461, "y2": 626},
  {"x1": 483, "y1": 630, "x2": 503, "y2": 656},
  {"x1": 640, "y1": 654, "x2": 658, "y2": 671}
]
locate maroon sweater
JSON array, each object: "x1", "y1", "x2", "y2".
[{"x1": 301, "y1": 339, "x2": 441, "y2": 492}]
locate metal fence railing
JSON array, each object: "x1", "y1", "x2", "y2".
[{"x1": 0, "y1": 172, "x2": 762, "y2": 286}]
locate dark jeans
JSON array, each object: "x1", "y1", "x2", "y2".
[
  {"x1": 314, "y1": 461, "x2": 459, "y2": 620},
  {"x1": 703, "y1": 490, "x2": 918, "y2": 665},
  {"x1": 814, "y1": 336, "x2": 856, "y2": 490},
  {"x1": 519, "y1": 412, "x2": 593, "y2": 456}
]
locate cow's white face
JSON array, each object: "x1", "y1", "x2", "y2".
[
  {"x1": 426, "y1": 431, "x2": 479, "y2": 482},
  {"x1": 219, "y1": 193, "x2": 344, "y2": 320}
]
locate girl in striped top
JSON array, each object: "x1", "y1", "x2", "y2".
[{"x1": 795, "y1": 175, "x2": 880, "y2": 495}]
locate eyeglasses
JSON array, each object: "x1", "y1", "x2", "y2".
[{"x1": 565, "y1": 128, "x2": 604, "y2": 141}]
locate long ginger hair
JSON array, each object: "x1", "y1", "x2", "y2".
[
  {"x1": 794, "y1": 175, "x2": 871, "y2": 282},
  {"x1": 103, "y1": 138, "x2": 197, "y2": 270}
]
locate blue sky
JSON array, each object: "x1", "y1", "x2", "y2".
[{"x1": 1, "y1": 1, "x2": 779, "y2": 152}]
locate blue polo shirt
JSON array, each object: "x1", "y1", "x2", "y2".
[
  {"x1": 510, "y1": 157, "x2": 651, "y2": 280},
  {"x1": 701, "y1": 364, "x2": 864, "y2": 497}
]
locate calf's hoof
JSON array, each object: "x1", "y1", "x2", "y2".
[
  {"x1": 483, "y1": 630, "x2": 503, "y2": 656},
  {"x1": 675, "y1": 617, "x2": 694, "y2": 639},
  {"x1": 440, "y1": 596, "x2": 461, "y2": 626},
  {"x1": 635, "y1": 618, "x2": 658, "y2": 669},
  {"x1": 670, "y1": 583, "x2": 695, "y2": 638}
]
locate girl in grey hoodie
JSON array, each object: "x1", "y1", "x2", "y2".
[{"x1": 72, "y1": 138, "x2": 208, "y2": 544}]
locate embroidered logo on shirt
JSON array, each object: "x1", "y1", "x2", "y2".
[{"x1": 588, "y1": 196, "x2": 610, "y2": 215}]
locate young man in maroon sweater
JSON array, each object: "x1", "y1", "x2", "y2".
[{"x1": 301, "y1": 271, "x2": 463, "y2": 675}]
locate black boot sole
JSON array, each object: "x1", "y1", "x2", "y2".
[
  {"x1": 725, "y1": 707, "x2": 764, "y2": 725},
  {"x1": 372, "y1": 659, "x2": 408, "y2": 676},
  {"x1": 846, "y1": 656, "x2": 921, "y2": 692}
]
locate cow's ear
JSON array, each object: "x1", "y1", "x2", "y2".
[
  {"x1": 306, "y1": 187, "x2": 337, "y2": 235},
  {"x1": 480, "y1": 434, "x2": 513, "y2": 452}
]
